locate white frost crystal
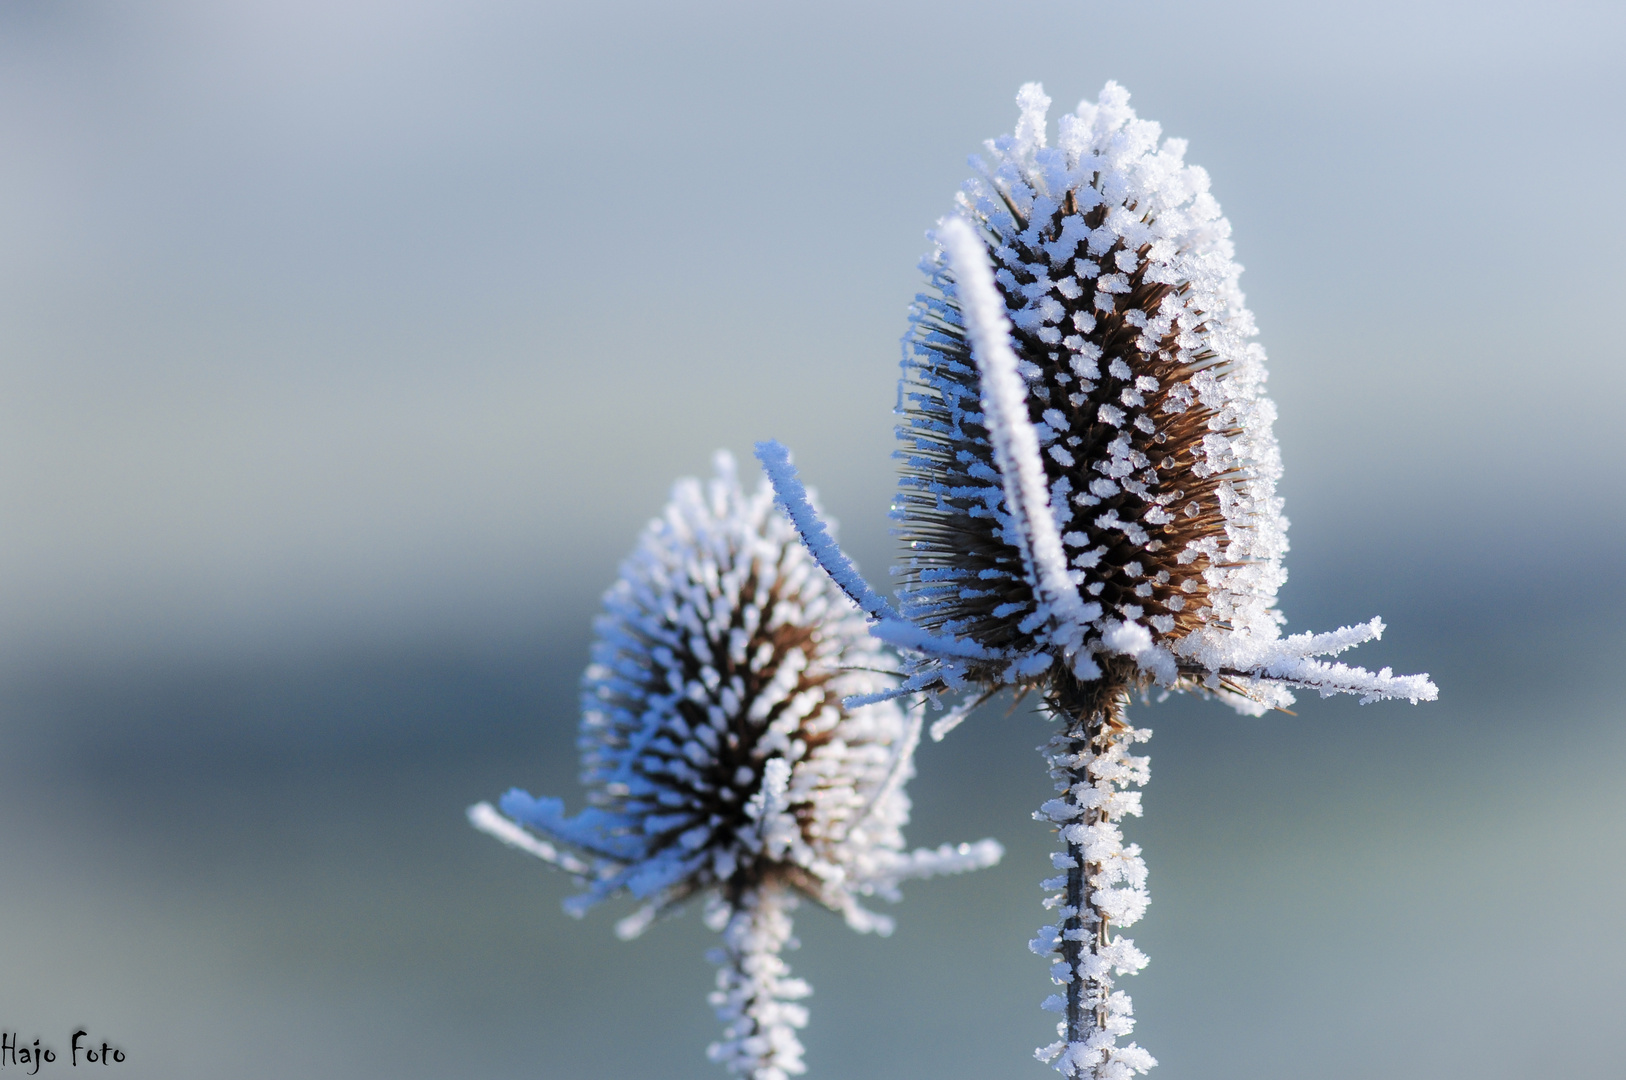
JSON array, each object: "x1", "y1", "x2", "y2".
[{"x1": 470, "y1": 452, "x2": 1000, "y2": 1079}]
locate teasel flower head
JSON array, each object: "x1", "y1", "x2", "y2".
[
  {"x1": 760, "y1": 82, "x2": 1436, "y2": 716},
  {"x1": 756, "y1": 82, "x2": 1438, "y2": 1080},
  {"x1": 469, "y1": 452, "x2": 1001, "y2": 1080}
]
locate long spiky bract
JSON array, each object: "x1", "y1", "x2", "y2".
[
  {"x1": 758, "y1": 82, "x2": 1437, "y2": 1079},
  {"x1": 469, "y1": 452, "x2": 1001, "y2": 1080}
]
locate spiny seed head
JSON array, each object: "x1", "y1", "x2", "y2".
[
  {"x1": 895, "y1": 82, "x2": 1286, "y2": 691},
  {"x1": 496, "y1": 452, "x2": 933, "y2": 934},
  {"x1": 475, "y1": 456, "x2": 1004, "y2": 1080},
  {"x1": 579, "y1": 453, "x2": 907, "y2": 912}
]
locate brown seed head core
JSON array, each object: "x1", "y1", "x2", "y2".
[{"x1": 896, "y1": 183, "x2": 1250, "y2": 677}]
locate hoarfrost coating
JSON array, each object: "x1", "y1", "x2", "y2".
[{"x1": 469, "y1": 452, "x2": 1001, "y2": 1079}]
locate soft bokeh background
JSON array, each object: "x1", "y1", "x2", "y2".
[{"x1": 2, "y1": 1, "x2": 1622, "y2": 1077}]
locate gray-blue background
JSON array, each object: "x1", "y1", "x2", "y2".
[{"x1": 1, "y1": 2, "x2": 1622, "y2": 1077}]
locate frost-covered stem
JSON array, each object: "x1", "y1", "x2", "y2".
[
  {"x1": 1062, "y1": 726, "x2": 1094, "y2": 1045},
  {"x1": 1034, "y1": 670, "x2": 1156, "y2": 1079},
  {"x1": 706, "y1": 885, "x2": 811, "y2": 1080}
]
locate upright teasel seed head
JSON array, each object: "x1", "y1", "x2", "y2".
[
  {"x1": 755, "y1": 82, "x2": 1438, "y2": 1080},
  {"x1": 863, "y1": 81, "x2": 1435, "y2": 710},
  {"x1": 897, "y1": 79, "x2": 1272, "y2": 693},
  {"x1": 470, "y1": 452, "x2": 1001, "y2": 1080}
]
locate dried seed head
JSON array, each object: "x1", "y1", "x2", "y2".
[
  {"x1": 477, "y1": 452, "x2": 1001, "y2": 935},
  {"x1": 746, "y1": 84, "x2": 1433, "y2": 1080},
  {"x1": 472, "y1": 454, "x2": 1002, "y2": 1080},
  {"x1": 897, "y1": 82, "x2": 1284, "y2": 691}
]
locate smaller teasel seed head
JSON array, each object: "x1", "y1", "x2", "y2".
[
  {"x1": 472, "y1": 451, "x2": 1002, "y2": 934},
  {"x1": 472, "y1": 453, "x2": 1002, "y2": 1080}
]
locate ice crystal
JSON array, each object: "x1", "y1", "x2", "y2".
[
  {"x1": 756, "y1": 83, "x2": 1438, "y2": 1079},
  {"x1": 470, "y1": 452, "x2": 1000, "y2": 1080}
]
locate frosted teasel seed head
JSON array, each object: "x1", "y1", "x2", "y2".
[
  {"x1": 470, "y1": 452, "x2": 999, "y2": 937},
  {"x1": 753, "y1": 82, "x2": 1436, "y2": 1080},
  {"x1": 858, "y1": 81, "x2": 1433, "y2": 711},
  {"x1": 470, "y1": 453, "x2": 1001, "y2": 1079},
  {"x1": 898, "y1": 81, "x2": 1271, "y2": 688}
]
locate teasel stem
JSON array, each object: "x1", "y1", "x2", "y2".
[
  {"x1": 1065, "y1": 712, "x2": 1110, "y2": 1050},
  {"x1": 1034, "y1": 665, "x2": 1156, "y2": 1078},
  {"x1": 706, "y1": 883, "x2": 811, "y2": 1080}
]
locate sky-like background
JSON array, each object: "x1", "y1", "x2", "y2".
[{"x1": 1, "y1": 2, "x2": 1622, "y2": 1078}]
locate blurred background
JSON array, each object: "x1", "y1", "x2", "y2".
[{"x1": 1, "y1": 1, "x2": 1622, "y2": 1077}]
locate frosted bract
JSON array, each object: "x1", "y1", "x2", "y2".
[{"x1": 469, "y1": 452, "x2": 1000, "y2": 1079}]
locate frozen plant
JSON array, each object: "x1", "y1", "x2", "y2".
[
  {"x1": 757, "y1": 83, "x2": 1436, "y2": 1079},
  {"x1": 469, "y1": 452, "x2": 1001, "y2": 1080}
]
